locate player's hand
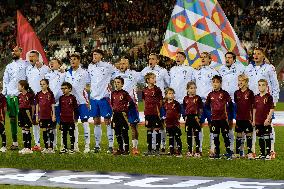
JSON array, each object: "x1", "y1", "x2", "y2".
[{"x1": 52, "y1": 115, "x2": 56, "y2": 122}]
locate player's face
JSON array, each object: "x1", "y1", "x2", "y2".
[
  {"x1": 12, "y1": 46, "x2": 21, "y2": 60},
  {"x1": 49, "y1": 59, "x2": 60, "y2": 70},
  {"x1": 166, "y1": 91, "x2": 174, "y2": 100},
  {"x1": 29, "y1": 53, "x2": 39, "y2": 65},
  {"x1": 200, "y1": 53, "x2": 211, "y2": 66},
  {"x1": 114, "y1": 79, "x2": 123, "y2": 90},
  {"x1": 70, "y1": 57, "x2": 80, "y2": 68},
  {"x1": 148, "y1": 55, "x2": 158, "y2": 68},
  {"x1": 119, "y1": 59, "x2": 129, "y2": 72},
  {"x1": 40, "y1": 81, "x2": 48, "y2": 91},
  {"x1": 212, "y1": 79, "x2": 221, "y2": 90},
  {"x1": 258, "y1": 82, "x2": 267, "y2": 93},
  {"x1": 93, "y1": 52, "x2": 102, "y2": 63},
  {"x1": 238, "y1": 78, "x2": 247, "y2": 89},
  {"x1": 18, "y1": 83, "x2": 24, "y2": 92},
  {"x1": 61, "y1": 86, "x2": 71, "y2": 95},
  {"x1": 225, "y1": 54, "x2": 235, "y2": 66},
  {"x1": 147, "y1": 75, "x2": 156, "y2": 85},
  {"x1": 175, "y1": 54, "x2": 185, "y2": 65},
  {"x1": 253, "y1": 50, "x2": 265, "y2": 63},
  {"x1": 187, "y1": 85, "x2": 196, "y2": 95}
]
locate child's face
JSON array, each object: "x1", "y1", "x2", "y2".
[
  {"x1": 166, "y1": 90, "x2": 174, "y2": 100},
  {"x1": 40, "y1": 81, "x2": 48, "y2": 91},
  {"x1": 212, "y1": 79, "x2": 221, "y2": 90},
  {"x1": 187, "y1": 85, "x2": 196, "y2": 95},
  {"x1": 114, "y1": 79, "x2": 123, "y2": 90},
  {"x1": 147, "y1": 76, "x2": 156, "y2": 85},
  {"x1": 18, "y1": 84, "x2": 24, "y2": 92},
  {"x1": 258, "y1": 82, "x2": 267, "y2": 93},
  {"x1": 49, "y1": 60, "x2": 60, "y2": 70},
  {"x1": 61, "y1": 86, "x2": 71, "y2": 95},
  {"x1": 238, "y1": 78, "x2": 247, "y2": 89}
]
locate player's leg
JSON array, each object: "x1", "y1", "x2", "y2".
[
  {"x1": 128, "y1": 105, "x2": 139, "y2": 154},
  {"x1": 99, "y1": 98, "x2": 114, "y2": 153},
  {"x1": 53, "y1": 106, "x2": 60, "y2": 151},
  {"x1": 48, "y1": 122, "x2": 55, "y2": 153},
  {"x1": 194, "y1": 122, "x2": 201, "y2": 157},
  {"x1": 256, "y1": 126, "x2": 265, "y2": 159},
  {"x1": 210, "y1": 121, "x2": 220, "y2": 159},
  {"x1": 90, "y1": 99, "x2": 102, "y2": 152},
  {"x1": 78, "y1": 104, "x2": 91, "y2": 153},
  {"x1": 113, "y1": 112, "x2": 123, "y2": 154},
  {"x1": 144, "y1": 116, "x2": 153, "y2": 155},
  {"x1": 69, "y1": 123, "x2": 75, "y2": 153},
  {"x1": 154, "y1": 116, "x2": 162, "y2": 154},
  {"x1": 235, "y1": 120, "x2": 243, "y2": 157},
  {"x1": 60, "y1": 123, "x2": 68, "y2": 153},
  {"x1": 174, "y1": 127, "x2": 182, "y2": 157},
  {"x1": 185, "y1": 116, "x2": 193, "y2": 156},
  {"x1": 0, "y1": 123, "x2": 7, "y2": 152},
  {"x1": 160, "y1": 106, "x2": 167, "y2": 152},
  {"x1": 122, "y1": 112, "x2": 130, "y2": 155},
  {"x1": 264, "y1": 125, "x2": 272, "y2": 160},
  {"x1": 167, "y1": 128, "x2": 174, "y2": 155},
  {"x1": 7, "y1": 97, "x2": 18, "y2": 149},
  {"x1": 270, "y1": 124, "x2": 276, "y2": 159},
  {"x1": 221, "y1": 120, "x2": 232, "y2": 159}
]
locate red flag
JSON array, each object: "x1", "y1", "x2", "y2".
[{"x1": 17, "y1": 10, "x2": 48, "y2": 64}]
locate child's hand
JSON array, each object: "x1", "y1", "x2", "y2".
[
  {"x1": 36, "y1": 116, "x2": 39, "y2": 124},
  {"x1": 252, "y1": 121, "x2": 255, "y2": 127},
  {"x1": 264, "y1": 119, "x2": 270, "y2": 126}
]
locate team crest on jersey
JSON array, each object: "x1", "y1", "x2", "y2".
[
  {"x1": 245, "y1": 94, "x2": 249, "y2": 99},
  {"x1": 264, "y1": 98, "x2": 267, "y2": 104},
  {"x1": 211, "y1": 97, "x2": 214, "y2": 100},
  {"x1": 69, "y1": 99, "x2": 73, "y2": 104},
  {"x1": 219, "y1": 94, "x2": 223, "y2": 99},
  {"x1": 120, "y1": 95, "x2": 123, "y2": 100}
]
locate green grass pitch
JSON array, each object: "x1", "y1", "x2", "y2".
[{"x1": 0, "y1": 102, "x2": 284, "y2": 188}]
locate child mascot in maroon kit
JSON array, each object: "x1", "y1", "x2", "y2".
[
  {"x1": 183, "y1": 81, "x2": 203, "y2": 158},
  {"x1": 0, "y1": 82, "x2": 7, "y2": 153},
  {"x1": 252, "y1": 79, "x2": 274, "y2": 160},
  {"x1": 205, "y1": 75, "x2": 234, "y2": 159},
  {"x1": 111, "y1": 76, "x2": 134, "y2": 155},
  {"x1": 163, "y1": 87, "x2": 182, "y2": 157},
  {"x1": 18, "y1": 80, "x2": 34, "y2": 154},
  {"x1": 142, "y1": 72, "x2": 163, "y2": 156},
  {"x1": 35, "y1": 79, "x2": 56, "y2": 154},
  {"x1": 59, "y1": 82, "x2": 78, "y2": 154}
]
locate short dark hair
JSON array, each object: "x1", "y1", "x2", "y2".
[
  {"x1": 212, "y1": 75, "x2": 222, "y2": 83},
  {"x1": 177, "y1": 51, "x2": 186, "y2": 58},
  {"x1": 61, "y1": 82, "x2": 72, "y2": 90},
  {"x1": 114, "y1": 76, "x2": 124, "y2": 85},
  {"x1": 51, "y1": 57, "x2": 62, "y2": 65},
  {"x1": 30, "y1": 50, "x2": 39, "y2": 57},
  {"x1": 70, "y1": 53, "x2": 81, "y2": 60},
  {"x1": 149, "y1": 53, "x2": 160, "y2": 60},
  {"x1": 93, "y1": 49, "x2": 104, "y2": 56},
  {"x1": 187, "y1": 81, "x2": 196, "y2": 89},
  {"x1": 225, "y1": 52, "x2": 236, "y2": 60}
]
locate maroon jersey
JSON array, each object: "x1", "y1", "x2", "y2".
[
  {"x1": 35, "y1": 91, "x2": 55, "y2": 119},
  {"x1": 111, "y1": 89, "x2": 132, "y2": 112},
  {"x1": 254, "y1": 93, "x2": 274, "y2": 125},
  {"x1": 183, "y1": 95, "x2": 203, "y2": 115},
  {"x1": 142, "y1": 85, "x2": 163, "y2": 116},
  {"x1": 59, "y1": 94, "x2": 78, "y2": 123},
  {"x1": 18, "y1": 92, "x2": 34, "y2": 109},
  {"x1": 234, "y1": 89, "x2": 254, "y2": 121},
  {"x1": 164, "y1": 100, "x2": 181, "y2": 128},
  {"x1": 0, "y1": 94, "x2": 6, "y2": 122},
  {"x1": 206, "y1": 89, "x2": 232, "y2": 120}
]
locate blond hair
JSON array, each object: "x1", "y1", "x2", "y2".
[
  {"x1": 144, "y1": 72, "x2": 156, "y2": 83},
  {"x1": 238, "y1": 74, "x2": 249, "y2": 83}
]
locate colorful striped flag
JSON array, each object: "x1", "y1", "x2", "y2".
[{"x1": 160, "y1": 0, "x2": 247, "y2": 68}]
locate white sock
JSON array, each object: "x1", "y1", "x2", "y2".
[
  {"x1": 229, "y1": 129, "x2": 234, "y2": 152},
  {"x1": 74, "y1": 124, "x2": 79, "y2": 149},
  {"x1": 252, "y1": 127, "x2": 256, "y2": 153},
  {"x1": 270, "y1": 126, "x2": 275, "y2": 152},
  {"x1": 13, "y1": 142, "x2": 18, "y2": 146},
  {"x1": 33, "y1": 125, "x2": 40, "y2": 146},
  {"x1": 132, "y1": 139, "x2": 138, "y2": 148},
  {"x1": 199, "y1": 129, "x2": 203, "y2": 152},
  {"x1": 152, "y1": 131, "x2": 157, "y2": 150},
  {"x1": 83, "y1": 122, "x2": 90, "y2": 147},
  {"x1": 94, "y1": 125, "x2": 102, "y2": 148},
  {"x1": 210, "y1": 132, "x2": 215, "y2": 152},
  {"x1": 53, "y1": 128, "x2": 57, "y2": 147},
  {"x1": 160, "y1": 129, "x2": 166, "y2": 149},
  {"x1": 107, "y1": 124, "x2": 114, "y2": 148}
]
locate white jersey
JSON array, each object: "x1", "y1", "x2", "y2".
[
  {"x1": 193, "y1": 66, "x2": 219, "y2": 101},
  {"x1": 169, "y1": 65, "x2": 194, "y2": 104},
  {"x1": 112, "y1": 69, "x2": 141, "y2": 102},
  {"x1": 26, "y1": 63, "x2": 50, "y2": 93},
  {"x1": 65, "y1": 67, "x2": 91, "y2": 104},
  {"x1": 218, "y1": 62, "x2": 245, "y2": 101},
  {"x1": 88, "y1": 61, "x2": 116, "y2": 100},
  {"x1": 245, "y1": 62, "x2": 279, "y2": 103},
  {"x1": 45, "y1": 70, "x2": 66, "y2": 105},
  {"x1": 2, "y1": 59, "x2": 29, "y2": 96},
  {"x1": 141, "y1": 65, "x2": 170, "y2": 96}
]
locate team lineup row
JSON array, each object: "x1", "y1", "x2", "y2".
[{"x1": 0, "y1": 47, "x2": 279, "y2": 160}]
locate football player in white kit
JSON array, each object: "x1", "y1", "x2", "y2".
[
  {"x1": 218, "y1": 52, "x2": 245, "y2": 154},
  {"x1": 244, "y1": 48, "x2": 279, "y2": 159},
  {"x1": 141, "y1": 53, "x2": 170, "y2": 153},
  {"x1": 26, "y1": 50, "x2": 49, "y2": 151}
]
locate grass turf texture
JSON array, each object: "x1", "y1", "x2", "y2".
[{"x1": 0, "y1": 185, "x2": 60, "y2": 189}]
